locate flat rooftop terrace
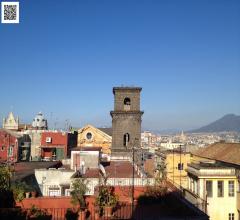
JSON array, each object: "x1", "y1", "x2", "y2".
[{"x1": 11, "y1": 161, "x2": 62, "y2": 181}]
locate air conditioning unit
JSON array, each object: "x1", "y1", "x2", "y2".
[{"x1": 46, "y1": 137, "x2": 52, "y2": 143}]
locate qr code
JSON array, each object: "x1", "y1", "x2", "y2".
[
  {"x1": 4, "y1": 5, "x2": 17, "y2": 20},
  {"x1": 1, "y1": 2, "x2": 19, "y2": 24}
]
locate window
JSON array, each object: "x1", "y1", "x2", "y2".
[
  {"x1": 124, "y1": 97, "x2": 131, "y2": 110},
  {"x1": 177, "y1": 163, "x2": 184, "y2": 170},
  {"x1": 8, "y1": 146, "x2": 13, "y2": 156},
  {"x1": 228, "y1": 181, "x2": 235, "y2": 197},
  {"x1": 218, "y1": 181, "x2": 224, "y2": 197},
  {"x1": 46, "y1": 137, "x2": 52, "y2": 143},
  {"x1": 206, "y1": 180, "x2": 212, "y2": 197},
  {"x1": 86, "y1": 132, "x2": 92, "y2": 140},
  {"x1": 123, "y1": 133, "x2": 130, "y2": 147},
  {"x1": 48, "y1": 187, "x2": 61, "y2": 196},
  {"x1": 65, "y1": 189, "x2": 71, "y2": 196},
  {"x1": 1, "y1": 146, "x2": 5, "y2": 151},
  {"x1": 124, "y1": 97, "x2": 131, "y2": 105},
  {"x1": 229, "y1": 213, "x2": 234, "y2": 220},
  {"x1": 190, "y1": 178, "x2": 194, "y2": 192}
]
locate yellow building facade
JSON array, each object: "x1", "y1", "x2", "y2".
[
  {"x1": 77, "y1": 125, "x2": 112, "y2": 155},
  {"x1": 186, "y1": 161, "x2": 238, "y2": 220},
  {"x1": 184, "y1": 142, "x2": 240, "y2": 220},
  {"x1": 156, "y1": 150, "x2": 191, "y2": 189}
]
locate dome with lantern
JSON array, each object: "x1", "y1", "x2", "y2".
[{"x1": 32, "y1": 112, "x2": 48, "y2": 130}]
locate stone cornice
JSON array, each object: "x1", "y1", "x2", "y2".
[
  {"x1": 113, "y1": 87, "x2": 142, "y2": 94},
  {"x1": 110, "y1": 111, "x2": 144, "y2": 117}
]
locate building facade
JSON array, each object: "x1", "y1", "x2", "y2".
[
  {"x1": 20, "y1": 129, "x2": 44, "y2": 161},
  {"x1": 156, "y1": 150, "x2": 191, "y2": 189},
  {"x1": 110, "y1": 87, "x2": 143, "y2": 155},
  {"x1": 185, "y1": 162, "x2": 238, "y2": 220},
  {"x1": 2, "y1": 112, "x2": 19, "y2": 130},
  {"x1": 77, "y1": 125, "x2": 112, "y2": 155},
  {"x1": 185, "y1": 142, "x2": 240, "y2": 220},
  {"x1": 0, "y1": 129, "x2": 31, "y2": 162},
  {"x1": 40, "y1": 131, "x2": 77, "y2": 161}
]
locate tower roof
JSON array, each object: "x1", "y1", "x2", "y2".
[{"x1": 113, "y1": 86, "x2": 142, "y2": 94}]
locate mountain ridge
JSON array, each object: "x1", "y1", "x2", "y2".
[{"x1": 189, "y1": 114, "x2": 240, "y2": 133}]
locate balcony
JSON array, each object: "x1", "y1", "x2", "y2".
[{"x1": 183, "y1": 188, "x2": 207, "y2": 212}]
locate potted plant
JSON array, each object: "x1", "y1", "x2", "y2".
[
  {"x1": 25, "y1": 191, "x2": 30, "y2": 198},
  {"x1": 25, "y1": 184, "x2": 32, "y2": 199},
  {"x1": 27, "y1": 205, "x2": 52, "y2": 220},
  {"x1": 70, "y1": 177, "x2": 89, "y2": 220},
  {"x1": 96, "y1": 185, "x2": 118, "y2": 217},
  {"x1": 11, "y1": 181, "x2": 27, "y2": 203},
  {"x1": 104, "y1": 186, "x2": 118, "y2": 217},
  {"x1": 29, "y1": 186, "x2": 38, "y2": 198}
]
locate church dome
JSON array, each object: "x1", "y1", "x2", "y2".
[{"x1": 32, "y1": 112, "x2": 48, "y2": 130}]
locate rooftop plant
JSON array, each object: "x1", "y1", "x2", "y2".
[{"x1": 70, "y1": 177, "x2": 89, "y2": 210}]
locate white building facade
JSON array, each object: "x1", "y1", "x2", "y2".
[{"x1": 185, "y1": 162, "x2": 239, "y2": 220}]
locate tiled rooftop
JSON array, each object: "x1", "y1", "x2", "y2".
[
  {"x1": 98, "y1": 127, "x2": 112, "y2": 136},
  {"x1": 83, "y1": 160, "x2": 140, "y2": 178},
  {"x1": 193, "y1": 142, "x2": 240, "y2": 166}
]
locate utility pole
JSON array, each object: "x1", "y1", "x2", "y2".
[
  {"x1": 130, "y1": 138, "x2": 138, "y2": 219},
  {"x1": 180, "y1": 144, "x2": 182, "y2": 192},
  {"x1": 173, "y1": 148, "x2": 175, "y2": 184},
  {"x1": 132, "y1": 145, "x2": 135, "y2": 218}
]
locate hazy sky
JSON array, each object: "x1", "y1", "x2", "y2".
[{"x1": 0, "y1": 0, "x2": 239, "y2": 131}]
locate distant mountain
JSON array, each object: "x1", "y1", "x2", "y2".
[{"x1": 190, "y1": 114, "x2": 240, "y2": 133}]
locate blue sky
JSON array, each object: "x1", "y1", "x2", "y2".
[{"x1": 0, "y1": 0, "x2": 239, "y2": 131}]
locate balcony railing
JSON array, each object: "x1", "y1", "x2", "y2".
[
  {"x1": 41, "y1": 178, "x2": 156, "y2": 196},
  {"x1": 183, "y1": 188, "x2": 207, "y2": 213}
]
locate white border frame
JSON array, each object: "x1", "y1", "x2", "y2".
[{"x1": 1, "y1": 2, "x2": 19, "y2": 24}]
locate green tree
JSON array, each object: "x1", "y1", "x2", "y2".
[
  {"x1": 0, "y1": 166, "x2": 11, "y2": 190},
  {"x1": 0, "y1": 166, "x2": 15, "y2": 208},
  {"x1": 155, "y1": 159, "x2": 167, "y2": 185},
  {"x1": 96, "y1": 175, "x2": 118, "y2": 208},
  {"x1": 70, "y1": 177, "x2": 89, "y2": 210},
  {"x1": 11, "y1": 181, "x2": 28, "y2": 202}
]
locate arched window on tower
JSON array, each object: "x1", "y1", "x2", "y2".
[
  {"x1": 124, "y1": 97, "x2": 131, "y2": 111},
  {"x1": 123, "y1": 133, "x2": 130, "y2": 147}
]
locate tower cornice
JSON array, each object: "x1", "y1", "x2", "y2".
[{"x1": 113, "y1": 87, "x2": 142, "y2": 94}]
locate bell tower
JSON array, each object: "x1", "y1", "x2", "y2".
[{"x1": 110, "y1": 87, "x2": 143, "y2": 154}]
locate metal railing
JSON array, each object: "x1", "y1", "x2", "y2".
[
  {"x1": 41, "y1": 178, "x2": 155, "y2": 196},
  {"x1": 0, "y1": 203, "x2": 208, "y2": 220}
]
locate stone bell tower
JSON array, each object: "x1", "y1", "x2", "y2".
[{"x1": 110, "y1": 87, "x2": 144, "y2": 155}]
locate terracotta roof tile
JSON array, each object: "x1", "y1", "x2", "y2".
[
  {"x1": 98, "y1": 127, "x2": 112, "y2": 136},
  {"x1": 82, "y1": 161, "x2": 140, "y2": 178},
  {"x1": 193, "y1": 142, "x2": 240, "y2": 166}
]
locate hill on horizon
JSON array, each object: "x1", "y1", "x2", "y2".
[{"x1": 189, "y1": 114, "x2": 240, "y2": 133}]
